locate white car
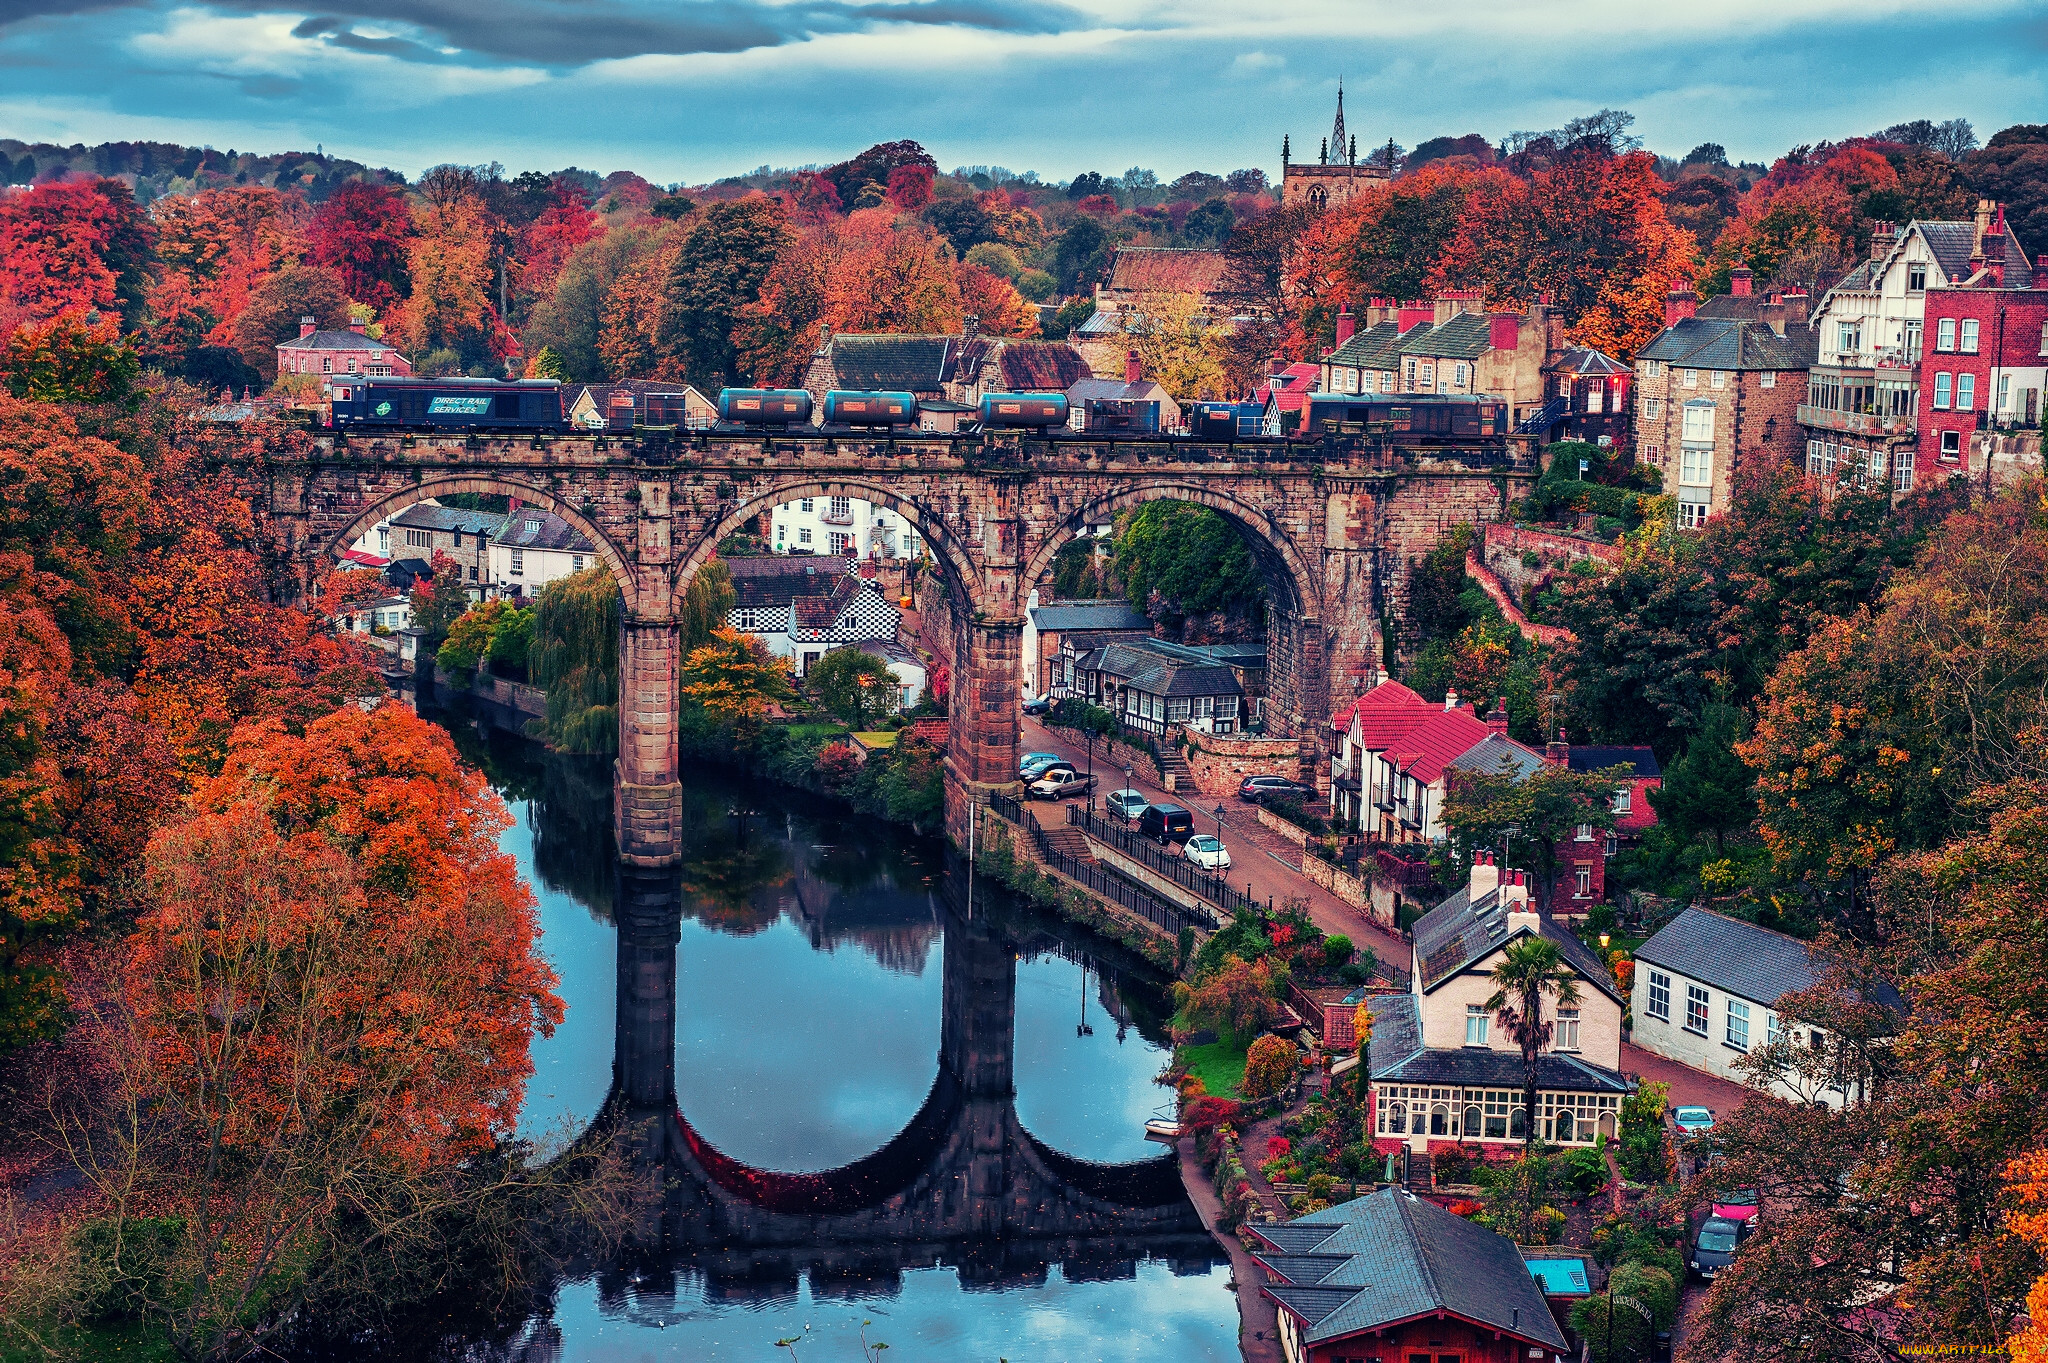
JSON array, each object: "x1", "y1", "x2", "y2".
[
  {"x1": 1103, "y1": 789, "x2": 1149, "y2": 822},
  {"x1": 1184, "y1": 834, "x2": 1231, "y2": 870}
]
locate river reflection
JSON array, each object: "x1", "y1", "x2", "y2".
[{"x1": 448, "y1": 720, "x2": 1238, "y2": 1362}]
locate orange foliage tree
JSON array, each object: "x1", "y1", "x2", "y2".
[
  {"x1": 393, "y1": 192, "x2": 512, "y2": 367},
  {"x1": 150, "y1": 186, "x2": 309, "y2": 336},
  {"x1": 0, "y1": 179, "x2": 154, "y2": 333},
  {"x1": 955, "y1": 262, "x2": 1039, "y2": 337}
]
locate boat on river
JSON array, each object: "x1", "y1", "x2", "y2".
[{"x1": 1144, "y1": 1118, "x2": 1183, "y2": 1141}]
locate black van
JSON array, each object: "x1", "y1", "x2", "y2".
[{"x1": 1139, "y1": 803, "x2": 1194, "y2": 845}]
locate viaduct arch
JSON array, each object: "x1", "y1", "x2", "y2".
[{"x1": 222, "y1": 429, "x2": 1530, "y2": 865}]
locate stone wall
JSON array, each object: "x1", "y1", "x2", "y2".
[
  {"x1": 1256, "y1": 806, "x2": 1312, "y2": 847},
  {"x1": 1480, "y1": 522, "x2": 1619, "y2": 602},
  {"x1": 1182, "y1": 729, "x2": 1312, "y2": 796},
  {"x1": 1302, "y1": 849, "x2": 1373, "y2": 915}
]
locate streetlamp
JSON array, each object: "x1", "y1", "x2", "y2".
[
  {"x1": 1501, "y1": 822, "x2": 1520, "y2": 873},
  {"x1": 1213, "y1": 804, "x2": 1227, "y2": 840}
]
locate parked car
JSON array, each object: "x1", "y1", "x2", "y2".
[
  {"x1": 1104, "y1": 789, "x2": 1150, "y2": 822},
  {"x1": 1022, "y1": 695, "x2": 1051, "y2": 716},
  {"x1": 1672, "y1": 1105, "x2": 1716, "y2": 1138},
  {"x1": 1687, "y1": 1211, "x2": 1748, "y2": 1280},
  {"x1": 1139, "y1": 803, "x2": 1195, "y2": 845},
  {"x1": 1711, "y1": 1188, "x2": 1761, "y2": 1225},
  {"x1": 1018, "y1": 752, "x2": 1066, "y2": 780},
  {"x1": 1238, "y1": 774, "x2": 1313, "y2": 804},
  {"x1": 1029, "y1": 770, "x2": 1095, "y2": 801},
  {"x1": 1184, "y1": 834, "x2": 1232, "y2": 870}
]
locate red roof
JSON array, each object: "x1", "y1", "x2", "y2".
[
  {"x1": 1332, "y1": 678, "x2": 1425, "y2": 733},
  {"x1": 1387, "y1": 708, "x2": 1492, "y2": 783},
  {"x1": 1256, "y1": 363, "x2": 1322, "y2": 413},
  {"x1": 1107, "y1": 247, "x2": 1228, "y2": 296}
]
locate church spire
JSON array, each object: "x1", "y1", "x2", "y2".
[{"x1": 1331, "y1": 78, "x2": 1347, "y2": 160}]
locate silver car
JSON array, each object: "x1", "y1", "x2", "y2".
[
  {"x1": 1103, "y1": 789, "x2": 1149, "y2": 821},
  {"x1": 1029, "y1": 770, "x2": 1095, "y2": 801}
]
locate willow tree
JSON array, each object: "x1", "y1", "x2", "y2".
[{"x1": 529, "y1": 567, "x2": 621, "y2": 754}]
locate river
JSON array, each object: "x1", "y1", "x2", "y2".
[{"x1": 443, "y1": 715, "x2": 1241, "y2": 1363}]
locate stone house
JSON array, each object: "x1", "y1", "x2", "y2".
[
  {"x1": 1072, "y1": 247, "x2": 1231, "y2": 376},
  {"x1": 1634, "y1": 284, "x2": 1816, "y2": 528},
  {"x1": 388, "y1": 503, "x2": 507, "y2": 591},
  {"x1": 488, "y1": 509, "x2": 597, "y2": 601},
  {"x1": 1022, "y1": 594, "x2": 1150, "y2": 699},
  {"x1": 1275, "y1": 84, "x2": 1392, "y2": 214},
  {"x1": 1365, "y1": 854, "x2": 1630, "y2": 1152},
  {"x1": 275, "y1": 317, "x2": 411, "y2": 380},
  {"x1": 1251, "y1": 1187, "x2": 1572, "y2": 1363},
  {"x1": 1633, "y1": 907, "x2": 1881, "y2": 1107}
]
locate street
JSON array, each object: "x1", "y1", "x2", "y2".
[{"x1": 1017, "y1": 714, "x2": 1411, "y2": 970}]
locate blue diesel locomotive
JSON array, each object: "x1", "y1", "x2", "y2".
[{"x1": 329, "y1": 377, "x2": 565, "y2": 430}]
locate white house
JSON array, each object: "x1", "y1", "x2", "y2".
[
  {"x1": 725, "y1": 556, "x2": 901, "y2": 677},
  {"x1": 855, "y1": 638, "x2": 927, "y2": 712},
  {"x1": 1365, "y1": 853, "x2": 1630, "y2": 1152},
  {"x1": 1632, "y1": 907, "x2": 1876, "y2": 1108},
  {"x1": 342, "y1": 595, "x2": 413, "y2": 635},
  {"x1": 489, "y1": 510, "x2": 598, "y2": 601},
  {"x1": 770, "y1": 495, "x2": 924, "y2": 560}
]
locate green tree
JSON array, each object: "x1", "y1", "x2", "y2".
[
  {"x1": 806, "y1": 647, "x2": 899, "y2": 730},
  {"x1": 1442, "y1": 762, "x2": 1633, "y2": 910},
  {"x1": 1050, "y1": 537, "x2": 1105, "y2": 599},
  {"x1": 435, "y1": 599, "x2": 513, "y2": 684},
  {"x1": 1171, "y1": 953, "x2": 1285, "y2": 1049},
  {"x1": 1113, "y1": 500, "x2": 1264, "y2": 620},
  {"x1": 484, "y1": 604, "x2": 534, "y2": 679},
  {"x1": 526, "y1": 345, "x2": 566, "y2": 380},
  {"x1": 1650, "y1": 701, "x2": 1751, "y2": 854},
  {"x1": 666, "y1": 198, "x2": 790, "y2": 387},
  {"x1": 681, "y1": 559, "x2": 735, "y2": 653},
  {"x1": 1484, "y1": 937, "x2": 1584, "y2": 1147},
  {"x1": 407, "y1": 551, "x2": 473, "y2": 647},
  {"x1": 529, "y1": 566, "x2": 620, "y2": 754},
  {"x1": 1573, "y1": 1262, "x2": 1679, "y2": 1363}
]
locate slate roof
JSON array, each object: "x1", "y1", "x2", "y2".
[
  {"x1": 1068, "y1": 377, "x2": 1171, "y2": 406},
  {"x1": 1567, "y1": 745, "x2": 1662, "y2": 778},
  {"x1": 1397, "y1": 311, "x2": 1495, "y2": 360},
  {"x1": 1635, "y1": 906, "x2": 1825, "y2": 1007},
  {"x1": 1248, "y1": 1186, "x2": 1570, "y2": 1350},
  {"x1": 1638, "y1": 315, "x2": 1817, "y2": 370},
  {"x1": 277, "y1": 329, "x2": 397, "y2": 352},
  {"x1": 827, "y1": 334, "x2": 964, "y2": 391},
  {"x1": 1374, "y1": 1041, "x2": 1633, "y2": 1094},
  {"x1": 1079, "y1": 638, "x2": 1245, "y2": 699},
  {"x1": 1547, "y1": 346, "x2": 1629, "y2": 377},
  {"x1": 731, "y1": 562, "x2": 848, "y2": 609},
  {"x1": 1411, "y1": 886, "x2": 1624, "y2": 1004},
  {"x1": 494, "y1": 511, "x2": 593, "y2": 552},
  {"x1": 988, "y1": 341, "x2": 1092, "y2": 391},
  {"x1": 1325, "y1": 320, "x2": 1406, "y2": 371},
  {"x1": 1446, "y1": 734, "x2": 1548, "y2": 781},
  {"x1": 1914, "y1": 219, "x2": 2031, "y2": 284},
  {"x1": 390, "y1": 504, "x2": 509, "y2": 537},
  {"x1": 1029, "y1": 600, "x2": 1152, "y2": 632},
  {"x1": 1107, "y1": 246, "x2": 1229, "y2": 296},
  {"x1": 791, "y1": 576, "x2": 863, "y2": 629}
]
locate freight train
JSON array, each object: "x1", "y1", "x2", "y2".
[{"x1": 320, "y1": 376, "x2": 1511, "y2": 449}]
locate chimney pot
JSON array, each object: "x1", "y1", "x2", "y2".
[
  {"x1": 299, "y1": 315, "x2": 317, "y2": 339},
  {"x1": 349, "y1": 319, "x2": 367, "y2": 334},
  {"x1": 1870, "y1": 221, "x2": 1897, "y2": 261},
  {"x1": 1664, "y1": 282, "x2": 1697, "y2": 329},
  {"x1": 1444, "y1": 687, "x2": 1459, "y2": 713},
  {"x1": 1470, "y1": 852, "x2": 1500, "y2": 900},
  {"x1": 1486, "y1": 697, "x2": 1508, "y2": 736},
  {"x1": 1335, "y1": 302, "x2": 1356, "y2": 346}
]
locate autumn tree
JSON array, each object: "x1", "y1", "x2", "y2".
[
  {"x1": 955, "y1": 262, "x2": 1038, "y2": 338},
  {"x1": 519, "y1": 178, "x2": 601, "y2": 302},
  {"x1": 0, "y1": 308, "x2": 140, "y2": 404},
  {"x1": 1239, "y1": 1034, "x2": 1297, "y2": 1101},
  {"x1": 1441, "y1": 762, "x2": 1633, "y2": 911},
  {"x1": 681, "y1": 627, "x2": 794, "y2": 728},
  {"x1": 1171, "y1": 953, "x2": 1285, "y2": 1048},
  {"x1": 151, "y1": 185, "x2": 309, "y2": 333},
  {"x1": 407, "y1": 550, "x2": 474, "y2": 646},
  {"x1": 0, "y1": 179, "x2": 154, "y2": 332},
  {"x1": 230, "y1": 262, "x2": 352, "y2": 376},
  {"x1": 395, "y1": 190, "x2": 510, "y2": 370},
  {"x1": 1122, "y1": 291, "x2": 1228, "y2": 399},
  {"x1": 307, "y1": 179, "x2": 413, "y2": 312},
  {"x1": 663, "y1": 197, "x2": 788, "y2": 388}
]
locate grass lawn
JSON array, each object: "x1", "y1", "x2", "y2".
[
  {"x1": 851, "y1": 730, "x2": 898, "y2": 749},
  {"x1": 1182, "y1": 1039, "x2": 1249, "y2": 1099},
  {"x1": 783, "y1": 721, "x2": 849, "y2": 745}
]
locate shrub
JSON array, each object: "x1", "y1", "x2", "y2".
[
  {"x1": 812, "y1": 742, "x2": 861, "y2": 788},
  {"x1": 1183, "y1": 1096, "x2": 1243, "y2": 1134},
  {"x1": 1240, "y1": 1035, "x2": 1298, "y2": 1101},
  {"x1": 1266, "y1": 1136, "x2": 1292, "y2": 1159},
  {"x1": 1322, "y1": 934, "x2": 1353, "y2": 969},
  {"x1": 1432, "y1": 1144, "x2": 1479, "y2": 1185},
  {"x1": 1559, "y1": 1145, "x2": 1610, "y2": 1197},
  {"x1": 1305, "y1": 1173, "x2": 1335, "y2": 1201}
]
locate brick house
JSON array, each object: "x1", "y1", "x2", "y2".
[
  {"x1": 276, "y1": 317, "x2": 411, "y2": 380},
  {"x1": 1538, "y1": 346, "x2": 1633, "y2": 446},
  {"x1": 1916, "y1": 257, "x2": 2048, "y2": 474},
  {"x1": 1072, "y1": 247, "x2": 1230, "y2": 376},
  {"x1": 1799, "y1": 202, "x2": 2036, "y2": 494},
  {"x1": 1251, "y1": 1187, "x2": 1572, "y2": 1363},
  {"x1": 1022, "y1": 594, "x2": 1150, "y2": 699},
  {"x1": 388, "y1": 503, "x2": 507, "y2": 591},
  {"x1": 1634, "y1": 283, "x2": 1815, "y2": 528},
  {"x1": 1540, "y1": 739, "x2": 1661, "y2": 911}
]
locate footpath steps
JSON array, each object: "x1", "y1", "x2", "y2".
[
  {"x1": 1035, "y1": 820, "x2": 1097, "y2": 864},
  {"x1": 1157, "y1": 748, "x2": 1196, "y2": 792}
]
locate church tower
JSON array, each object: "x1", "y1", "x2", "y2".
[
  {"x1": 1280, "y1": 78, "x2": 1388, "y2": 210},
  {"x1": 1331, "y1": 80, "x2": 1347, "y2": 164}
]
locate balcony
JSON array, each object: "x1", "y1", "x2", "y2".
[
  {"x1": 1796, "y1": 405, "x2": 1916, "y2": 440},
  {"x1": 819, "y1": 509, "x2": 855, "y2": 526}
]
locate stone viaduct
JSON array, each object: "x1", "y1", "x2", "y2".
[
  {"x1": 591, "y1": 865, "x2": 1221, "y2": 1285},
  {"x1": 218, "y1": 428, "x2": 1533, "y2": 862}
]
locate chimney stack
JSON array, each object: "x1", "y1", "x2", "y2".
[
  {"x1": 1972, "y1": 198, "x2": 1996, "y2": 261},
  {"x1": 2033, "y1": 259, "x2": 2048, "y2": 290},
  {"x1": 1125, "y1": 348, "x2": 1142, "y2": 386},
  {"x1": 1396, "y1": 302, "x2": 1432, "y2": 333},
  {"x1": 1444, "y1": 687, "x2": 1460, "y2": 713},
  {"x1": 1730, "y1": 266, "x2": 1753, "y2": 298},
  {"x1": 1486, "y1": 697, "x2": 1508, "y2": 736},
  {"x1": 1489, "y1": 313, "x2": 1520, "y2": 352},
  {"x1": 1335, "y1": 302, "x2": 1356, "y2": 346},
  {"x1": 1546, "y1": 726, "x2": 1569, "y2": 762},
  {"x1": 1664, "y1": 282, "x2": 1697, "y2": 329},
  {"x1": 1502, "y1": 869, "x2": 1538, "y2": 926},
  {"x1": 1469, "y1": 850, "x2": 1500, "y2": 900},
  {"x1": 349, "y1": 319, "x2": 367, "y2": 335},
  {"x1": 298, "y1": 315, "x2": 316, "y2": 339},
  {"x1": 1269, "y1": 352, "x2": 1286, "y2": 377},
  {"x1": 1870, "y1": 221, "x2": 1897, "y2": 261}
]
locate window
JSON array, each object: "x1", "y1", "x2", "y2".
[
  {"x1": 1960, "y1": 319, "x2": 1979, "y2": 354},
  {"x1": 1418, "y1": 362, "x2": 1435, "y2": 386},
  {"x1": 1680, "y1": 447, "x2": 1712, "y2": 487},
  {"x1": 1908, "y1": 263, "x2": 1927, "y2": 292},
  {"x1": 1677, "y1": 499, "x2": 1711, "y2": 529},
  {"x1": 828, "y1": 532, "x2": 852, "y2": 555},
  {"x1": 1934, "y1": 373, "x2": 1952, "y2": 409},
  {"x1": 1575, "y1": 823, "x2": 1594, "y2": 841},
  {"x1": 509, "y1": 550, "x2": 524, "y2": 577},
  {"x1": 1643, "y1": 360, "x2": 1661, "y2": 378},
  {"x1": 736, "y1": 609, "x2": 758, "y2": 631},
  {"x1": 1710, "y1": 370, "x2": 1727, "y2": 390},
  {"x1": 571, "y1": 554, "x2": 584, "y2": 571},
  {"x1": 1956, "y1": 373, "x2": 1975, "y2": 411},
  {"x1": 1906, "y1": 320, "x2": 1924, "y2": 360},
  {"x1": 1999, "y1": 374, "x2": 2011, "y2": 413},
  {"x1": 829, "y1": 496, "x2": 851, "y2": 519},
  {"x1": 1167, "y1": 697, "x2": 1191, "y2": 722},
  {"x1": 1455, "y1": 363, "x2": 1468, "y2": 385},
  {"x1": 1646, "y1": 970, "x2": 1671, "y2": 1021},
  {"x1": 1726, "y1": 999, "x2": 1751, "y2": 1050},
  {"x1": 1941, "y1": 430, "x2": 1961, "y2": 458},
  {"x1": 1685, "y1": 985, "x2": 1710, "y2": 1035},
  {"x1": 1574, "y1": 863, "x2": 1592, "y2": 897},
  {"x1": 2040, "y1": 320, "x2": 2048, "y2": 356},
  {"x1": 1760, "y1": 371, "x2": 1776, "y2": 389},
  {"x1": 1613, "y1": 788, "x2": 1632, "y2": 815},
  {"x1": 1683, "y1": 368, "x2": 1698, "y2": 388},
  {"x1": 798, "y1": 528, "x2": 812, "y2": 545},
  {"x1": 1556, "y1": 1009, "x2": 1581, "y2": 1052},
  {"x1": 1893, "y1": 447, "x2": 1915, "y2": 491},
  {"x1": 799, "y1": 498, "x2": 813, "y2": 512},
  {"x1": 467, "y1": 565, "x2": 478, "y2": 581},
  {"x1": 1836, "y1": 322, "x2": 1861, "y2": 354},
  {"x1": 1643, "y1": 397, "x2": 1662, "y2": 420},
  {"x1": 405, "y1": 528, "x2": 429, "y2": 548},
  {"x1": 1605, "y1": 834, "x2": 1619, "y2": 856},
  {"x1": 1767, "y1": 1012, "x2": 1784, "y2": 1047},
  {"x1": 1937, "y1": 318, "x2": 1956, "y2": 352},
  {"x1": 322, "y1": 357, "x2": 332, "y2": 373},
  {"x1": 1681, "y1": 402, "x2": 1715, "y2": 444},
  {"x1": 1465, "y1": 1005, "x2": 1490, "y2": 1046}
]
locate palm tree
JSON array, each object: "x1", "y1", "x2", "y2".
[{"x1": 1485, "y1": 936, "x2": 1583, "y2": 1148}]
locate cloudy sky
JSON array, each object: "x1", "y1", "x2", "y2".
[{"x1": 2, "y1": 0, "x2": 2043, "y2": 183}]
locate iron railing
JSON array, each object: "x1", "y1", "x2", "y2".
[
  {"x1": 1066, "y1": 806, "x2": 1262, "y2": 919},
  {"x1": 979, "y1": 794, "x2": 1215, "y2": 937}
]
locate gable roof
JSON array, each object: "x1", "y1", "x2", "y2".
[
  {"x1": 390, "y1": 504, "x2": 509, "y2": 537},
  {"x1": 726, "y1": 553, "x2": 852, "y2": 579},
  {"x1": 1334, "y1": 678, "x2": 1426, "y2": 734},
  {"x1": 1547, "y1": 346, "x2": 1629, "y2": 377},
  {"x1": 1638, "y1": 315, "x2": 1818, "y2": 370},
  {"x1": 1079, "y1": 637, "x2": 1246, "y2": 698},
  {"x1": 791, "y1": 575, "x2": 864, "y2": 629},
  {"x1": 990, "y1": 340, "x2": 1091, "y2": 390},
  {"x1": 1635, "y1": 906, "x2": 1825, "y2": 1007},
  {"x1": 827, "y1": 334, "x2": 963, "y2": 391},
  {"x1": 730, "y1": 561, "x2": 849, "y2": 609},
  {"x1": 277, "y1": 329, "x2": 398, "y2": 352},
  {"x1": 1447, "y1": 733, "x2": 1548, "y2": 781},
  {"x1": 1249, "y1": 1187, "x2": 1570, "y2": 1350},
  {"x1": 1396, "y1": 311, "x2": 1495, "y2": 361},
  {"x1": 1412, "y1": 887, "x2": 1625, "y2": 1004},
  {"x1": 1911, "y1": 218, "x2": 2031, "y2": 286},
  {"x1": 1566, "y1": 745, "x2": 1661, "y2": 777},
  {"x1": 1030, "y1": 600, "x2": 1152, "y2": 632},
  {"x1": 1384, "y1": 708, "x2": 1492, "y2": 783},
  {"x1": 1257, "y1": 362, "x2": 1323, "y2": 413},
  {"x1": 493, "y1": 511, "x2": 592, "y2": 552},
  {"x1": 1107, "y1": 246, "x2": 1228, "y2": 297}
]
